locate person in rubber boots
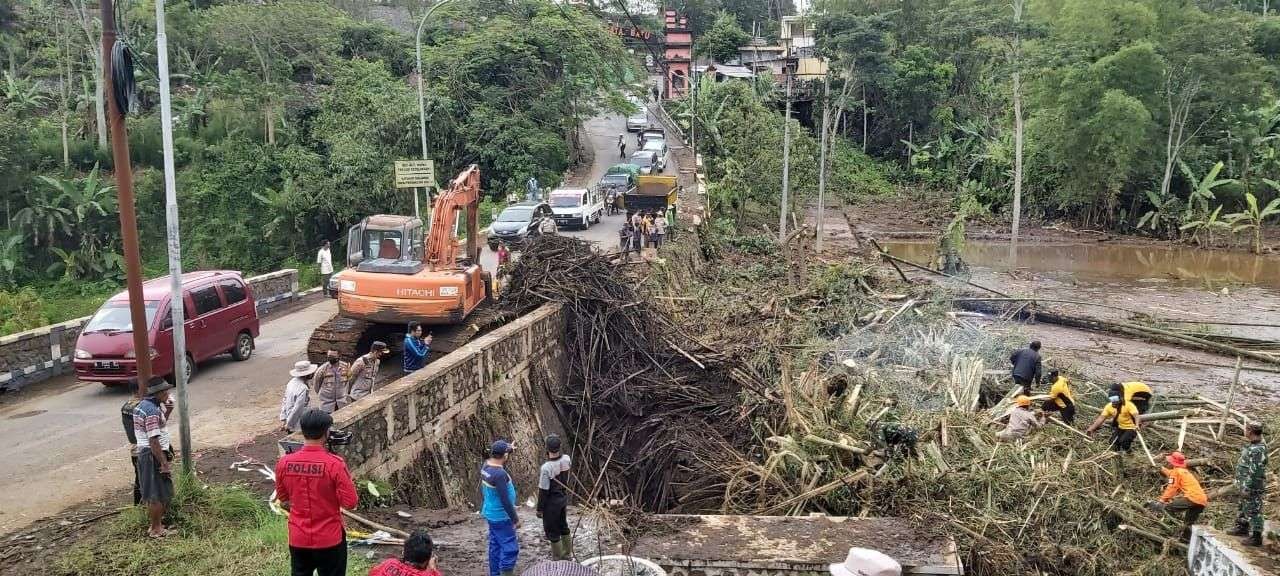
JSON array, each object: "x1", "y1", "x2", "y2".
[
  {"x1": 536, "y1": 434, "x2": 573, "y2": 560},
  {"x1": 481, "y1": 440, "x2": 521, "y2": 576},
  {"x1": 1228, "y1": 423, "x2": 1269, "y2": 547}
]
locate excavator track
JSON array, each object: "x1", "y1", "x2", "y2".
[{"x1": 305, "y1": 300, "x2": 513, "y2": 365}]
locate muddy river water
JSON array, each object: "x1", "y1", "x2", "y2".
[{"x1": 883, "y1": 240, "x2": 1280, "y2": 289}]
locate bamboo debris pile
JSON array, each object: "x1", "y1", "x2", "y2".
[{"x1": 500, "y1": 234, "x2": 773, "y2": 511}]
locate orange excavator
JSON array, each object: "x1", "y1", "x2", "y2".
[{"x1": 307, "y1": 165, "x2": 497, "y2": 363}]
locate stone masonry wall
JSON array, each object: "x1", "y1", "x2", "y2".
[
  {"x1": 316, "y1": 303, "x2": 566, "y2": 509},
  {"x1": 0, "y1": 269, "x2": 302, "y2": 392}
]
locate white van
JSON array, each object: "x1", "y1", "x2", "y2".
[{"x1": 548, "y1": 187, "x2": 605, "y2": 229}]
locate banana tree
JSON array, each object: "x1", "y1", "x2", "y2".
[
  {"x1": 1137, "y1": 189, "x2": 1182, "y2": 239},
  {"x1": 1226, "y1": 187, "x2": 1280, "y2": 254},
  {"x1": 1178, "y1": 205, "x2": 1231, "y2": 247},
  {"x1": 0, "y1": 230, "x2": 24, "y2": 284},
  {"x1": 12, "y1": 188, "x2": 71, "y2": 247},
  {"x1": 1178, "y1": 160, "x2": 1235, "y2": 237}
]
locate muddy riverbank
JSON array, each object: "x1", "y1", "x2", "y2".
[{"x1": 843, "y1": 196, "x2": 1280, "y2": 410}]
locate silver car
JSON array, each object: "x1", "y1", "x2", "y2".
[
  {"x1": 626, "y1": 111, "x2": 648, "y2": 131},
  {"x1": 641, "y1": 139, "x2": 667, "y2": 172},
  {"x1": 628, "y1": 151, "x2": 659, "y2": 175}
]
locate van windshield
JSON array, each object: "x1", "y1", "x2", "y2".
[
  {"x1": 549, "y1": 194, "x2": 583, "y2": 208},
  {"x1": 83, "y1": 301, "x2": 160, "y2": 333}
]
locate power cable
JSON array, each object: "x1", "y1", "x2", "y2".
[{"x1": 110, "y1": 39, "x2": 137, "y2": 115}]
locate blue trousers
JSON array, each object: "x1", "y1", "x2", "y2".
[{"x1": 487, "y1": 520, "x2": 519, "y2": 576}]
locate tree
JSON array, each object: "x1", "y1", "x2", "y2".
[
  {"x1": 1227, "y1": 189, "x2": 1280, "y2": 253},
  {"x1": 698, "y1": 12, "x2": 751, "y2": 63},
  {"x1": 205, "y1": 0, "x2": 346, "y2": 145},
  {"x1": 814, "y1": 11, "x2": 891, "y2": 152}
]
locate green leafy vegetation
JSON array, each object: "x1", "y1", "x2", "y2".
[
  {"x1": 806, "y1": 0, "x2": 1280, "y2": 241},
  {"x1": 0, "y1": 0, "x2": 635, "y2": 334},
  {"x1": 55, "y1": 477, "x2": 371, "y2": 576}
]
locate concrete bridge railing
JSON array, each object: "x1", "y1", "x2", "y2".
[
  {"x1": 307, "y1": 303, "x2": 566, "y2": 509},
  {"x1": 0, "y1": 268, "x2": 305, "y2": 393}
]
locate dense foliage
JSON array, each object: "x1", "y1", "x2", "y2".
[
  {"x1": 0, "y1": 0, "x2": 634, "y2": 333},
  {"x1": 809, "y1": 0, "x2": 1280, "y2": 242}
]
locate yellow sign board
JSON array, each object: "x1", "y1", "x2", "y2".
[{"x1": 394, "y1": 160, "x2": 435, "y2": 188}]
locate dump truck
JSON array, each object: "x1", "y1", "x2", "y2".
[
  {"x1": 625, "y1": 174, "x2": 677, "y2": 217},
  {"x1": 307, "y1": 165, "x2": 497, "y2": 363}
]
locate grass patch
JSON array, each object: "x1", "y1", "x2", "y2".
[{"x1": 54, "y1": 475, "x2": 371, "y2": 576}]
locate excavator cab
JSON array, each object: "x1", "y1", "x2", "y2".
[{"x1": 346, "y1": 215, "x2": 426, "y2": 275}]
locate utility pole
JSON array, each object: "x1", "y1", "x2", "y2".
[
  {"x1": 416, "y1": 0, "x2": 456, "y2": 220},
  {"x1": 1010, "y1": 0, "x2": 1025, "y2": 261},
  {"x1": 778, "y1": 69, "x2": 793, "y2": 243},
  {"x1": 155, "y1": 0, "x2": 192, "y2": 473},
  {"x1": 102, "y1": 0, "x2": 151, "y2": 400},
  {"x1": 816, "y1": 74, "x2": 830, "y2": 252}
]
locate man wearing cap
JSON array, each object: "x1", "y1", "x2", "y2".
[
  {"x1": 369, "y1": 529, "x2": 442, "y2": 576},
  {"x1": 1228, "y1": 423, "x2": 1268, "y2": 546},
  {"x1": 133, "y1": 377, "x2": 175, "y2": 538},
  {"x1": 1009, "y1": 340, "x2": 1042, "y2": 395},
  {"x1": 1148, "y1": 451, "x2": 1207, "y2": 542},
  {"x1": 830, "y1": 547, "x2": 901, "y2": 576},
  {"x1": 346, "y1": 341, "x2": 388, "y2": 403},
  {"x1": 280, "y1": 361, "x2": 317, "y2": 433},
  {"x1": 537, "y1": 434, "x2": 573, "y2": 560},
  {"x1": 314, "y1": 349, "x2": 349, "y2": 413},
  {"x1": 1084, "y1": 394, "x2": 1142, "y2": 452},
  {"x1": 275, "y1": 409, "x2": 359, "y2": 576},
  {"x1": 996, "y1": 396, "x2": 1044, "y2": 442},
  {"x1": 481, "y1": 440, "x2": 521, "y2": 576}
]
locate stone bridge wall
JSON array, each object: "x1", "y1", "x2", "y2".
[
  {"x1": 1188, "y1": 526, "x2": 1270, "y2": 576},
  {"x1": 317, "y1": 303, "x2": 566, "y2": 509},
  {"x1": 0, "y1": 269, "x2": 303, "y2": 392}
]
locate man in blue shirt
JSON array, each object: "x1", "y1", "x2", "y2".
[
  {"x1": 403, "y1": 322, "x2": 432, "y2": 374},
  {"x1": 480, "y1": 440, "x2": 520, "y2": 576}
]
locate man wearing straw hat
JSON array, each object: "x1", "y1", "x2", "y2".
[
  {"x1": 1148, "y1": 451, "x2": 1207, "y2": 542},
  {"x1": 280, "y1": 360, "x2": 317, "y2": 434}
]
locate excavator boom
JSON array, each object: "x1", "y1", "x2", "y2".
[{"x1": 426, "y1": 165, "x2": 482, "y2": 270}]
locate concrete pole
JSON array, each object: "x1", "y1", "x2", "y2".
[
  {"x1": 155, "y1": 0, "x2": 192, "y2": 473},
  {"x1": 816, "y1": 74, "x2": 830, "y2": 252},
  {"x1": 416, "y1": 0, "x2": 455, "y2": 220},
  {"x1": 102, "y1": 0, "x2": 152, "y2": 399},
  {"x1": 779, "y1": 70, "x2": 793, "y2": 243}
]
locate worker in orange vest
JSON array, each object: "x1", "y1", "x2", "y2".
[{"x1": 1148, "y1": 451, "x2": 1208, "y2": 542}]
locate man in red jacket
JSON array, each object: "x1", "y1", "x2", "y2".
[
  {"x1": 276, "y1": 409, "x2": 359, "y2": 576},
  {"x1": 369, "y1": 530, "x2": 443, "y2": 576}
]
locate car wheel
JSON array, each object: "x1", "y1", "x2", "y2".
[
  {"x1": 232, "y1": 332, "x2": 254, "y2": 361},
  {"x1": 182, "y1": 353, "x2": 195, "y2": 383}
]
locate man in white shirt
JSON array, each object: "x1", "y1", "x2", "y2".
[
  {"x1": 317, "y1": 240, "x2": 334, "y2": 297},
  {"x1": 280, "y1": 361, "x2": 315, "y2": 433}
]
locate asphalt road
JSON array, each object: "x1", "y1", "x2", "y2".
[
  {"x1": 0, "y1": 110, "x2": 674, "y2": 537},
  {"x1": 0, "y1": 299, "x2": 338, "y2": 535}
]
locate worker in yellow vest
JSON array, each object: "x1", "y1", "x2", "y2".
[
  {"x1": 1085, "y1": 394, "x2": 1142, "y2": 452},
  {"x1": 1039, "y1": 369, "x2": 1076, "y2": 425},
  {"x1": 1111, "y1": 381, "x2": 1154, "y2": 414}
]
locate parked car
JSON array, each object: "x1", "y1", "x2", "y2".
[
  {"x1": 639, "y1": 128, "x2": 665, "y2": 147},
  {"x1": 641, "y1": 139, "x2": 667, "y2": 172},
  {"x1": 626, "y1": 111, "x2": 648, "y2": 132},
  {"x1": 628, "y1": 150, "x2": 660, "y2": 175},
  {"x1": 488, "y1": 201, "x2": 554, "y2": 251},
  {"x1": 73, "y1": 271, "x2": 260, "y2": 386},
  {"x1": 548, "y1": 187, "x2": 605, "y2": 229}
]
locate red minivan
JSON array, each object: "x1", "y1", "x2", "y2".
[{"x1": 73, "y1": 271, "x2": 261, "y2": 385}]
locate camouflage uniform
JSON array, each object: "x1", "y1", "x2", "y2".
[{"x1": 1236, "y1": 440, "x2": 1269, "y2": 533}]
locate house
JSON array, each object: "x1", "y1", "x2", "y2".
[
  {"x1": 780, "y1": 15, "x2": 828, "y2": 80},
  {"x1": 706, "y1": 64, "x2": 756, "y2": 82},
  {"x1": 737, "y1": 43, "x2": 786, "y2": 75}
]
